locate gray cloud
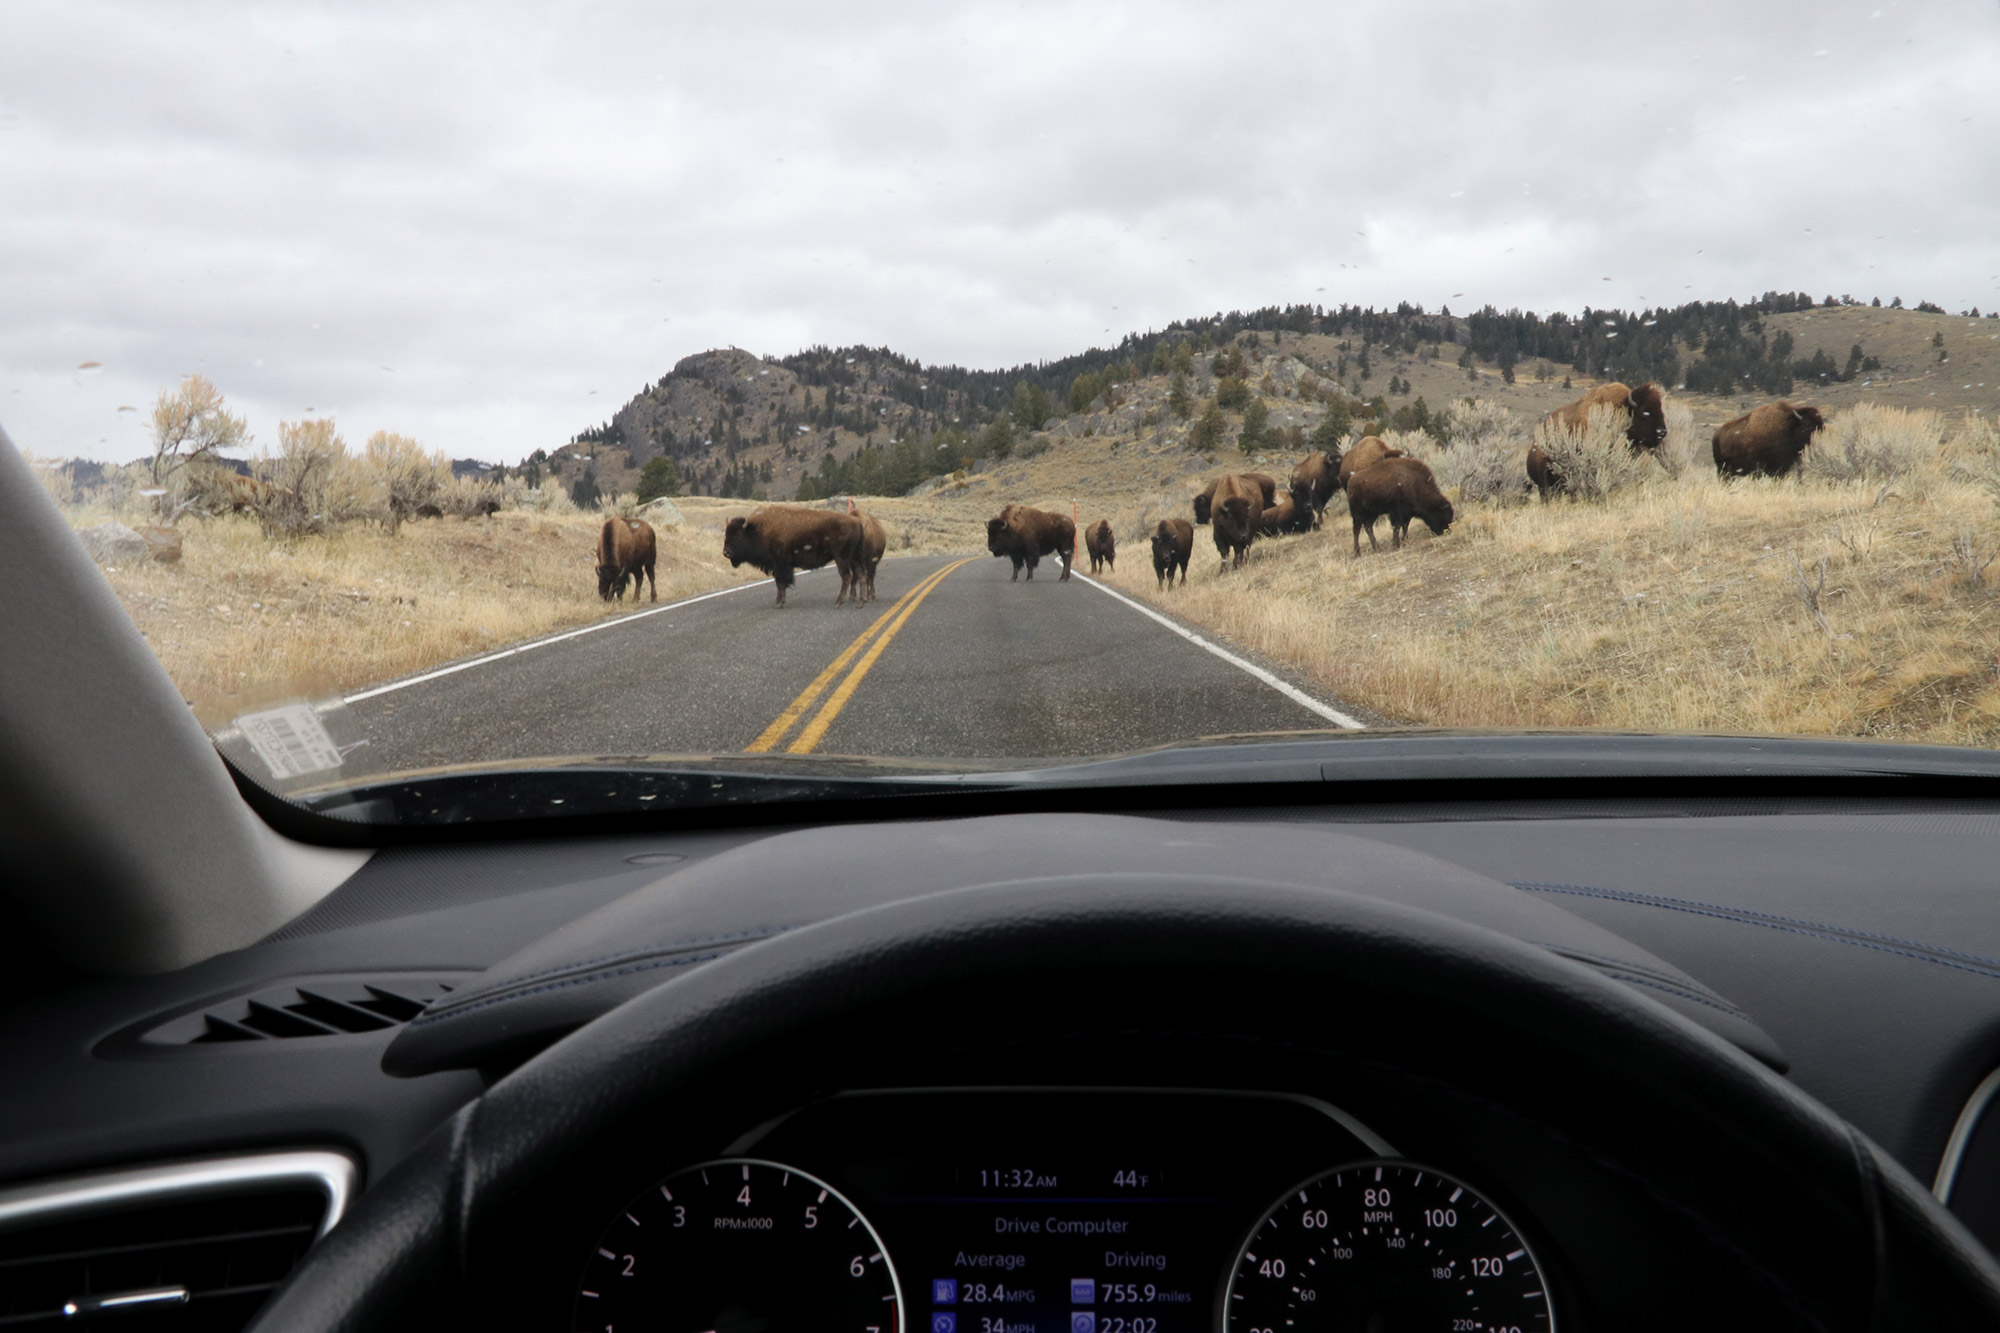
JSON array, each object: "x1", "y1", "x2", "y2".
[{"x1": 3, "y1": 0, "x2": 1995, "y2": 463}]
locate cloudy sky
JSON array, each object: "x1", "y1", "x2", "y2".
[{"x1": 4, "y1": 0, "x2": 1995, "y2": 464}]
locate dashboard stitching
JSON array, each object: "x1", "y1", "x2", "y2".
[
  {"x1": 409, "y1": 927, "x2": 793, "y2": 1023},
  {"x1": 1515, "y1": 882, "x2": 2000, "y2": 980},
  {"x1": 1533, "y1": 943, "x2": 1751, "y2": 1016},
  {"x1": 403, "y1": 950, "x2": 737, "y2": 1027}
]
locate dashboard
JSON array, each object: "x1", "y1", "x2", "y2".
[
  {"x1": 7, "y1": 799, "x2": 2000, "y2": 1330},
  {"x1": 572, "y1": 1089, "x2": 1555, "y2": 1333}
]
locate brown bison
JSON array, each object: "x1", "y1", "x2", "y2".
[
  {"x1": 1347, "y1": 457, "x2": 1454, "y2": 555},
  {"x1": 1084, "y1": 519, "x2": 1116, "y2": 574},
  {"x1": 1337, "y1": 436, "x2": 1404, "y2": 489},
  {"x1": 1210, "y1": 474, "x2": 1264, "y2": 571},
  {"x1": 1547, "y1": 381, "x2": 1668, "y2": 454},
  {"x1": 986, "y1": 504, "x2": 1076, "y2": 581},
  {"x1": 1712, "y1": 402, "x2": 1828, "y2": 479},
  {"x1": 1257, "y1": 495, "x2": 1311, "y2": 536},
  {"x1": 855, "y1": 508, "x2": 886, "y2": 601},
  {"x1": 1151, "y1": 518, "x2": 1193, "y2": 588},
  {"x1": 596, "y1": 516, "x2": 658, "y2": 601},
  {"x1": 1289, "y1": 449, "x2": 1341, "y2": 527},
  {"x1": 1193, "y1": 471, "x2": 1279, "y2": 524},
  {"x1": 1524, "y1": 442, "x2": 1563, "y2": 502},
  {"x1": 723, "y1": 506, "x2": 865, "y2": 607}
]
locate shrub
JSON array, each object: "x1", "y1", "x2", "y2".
[
  {"x1": 363, "y1": 431, "x2": 450, "y2": 533},
  {"x1": 1809, "y1": 404, "x2": 1945, "y2": 487},
  {"x1": 1426, "y1": 399, "x2": 1528, "y2": 505},
  {"x1": 254, "y1": 418, "x2": 368, "y2": 535},
  {"x1": 1190, "y1": 401, "x2": 1227, "y2": 452},
  {"x1": 1534, "y1": 408, "x2": 1648, "y2": 502},
  {"x1": 1216, "y1": 376, "x2": 1249, "y2": 409}
]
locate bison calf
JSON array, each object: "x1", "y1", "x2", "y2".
[
  {"x1": 722, "y1": 506, "x2": 866, "y2": 607},
  {"x1": 1713, "y1": 402, "x2": 1827, "y2": 479},
  {"x1": 1085, "y1": 518, "x2": 1116, "y2": 574},
  {"x1": 1151, "y1": 518, "x2": 1193, "y2": 588},
  {"x1": 596, "y1": 516, "x2": 658, "y2": 601},
  {"x1": 1347, "y1": 457, "x2": 1454, "y2": 555}
]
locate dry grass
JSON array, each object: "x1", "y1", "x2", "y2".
[
  {"x1": 88, "y1": 509, "x2": 757, "y2": 727},
  {"x1": 1108, "y1": 409, "x2": 2000, "y2": 745}
]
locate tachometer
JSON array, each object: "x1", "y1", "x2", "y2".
[
  {"x1": 573, "y1": 1157, "x2": 903, "y2": 1333},
  {"x1": 1225, "y1": 1161, "x2": 1552, "y2": 1333}
]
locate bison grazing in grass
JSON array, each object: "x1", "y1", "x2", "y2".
[
  {"x1": 1210, "y1": 473, "x2": 1264, "y2": 572},
  {"x1": 1525, "y1": 442, "x2": 1563, "y2": 502},
  {"x1": 1193, "y1": 472, "x2": 1279, "y2": 525},
  {"x1": 1713, "y1": 402, "x2": 1828, "y2": 479},
  {"x1": 723, "y1": 506, "x2": 865, "y2": 607},
  {"x1": 1151, "y1": 518, "x2": 1193, "y2": 588},
  {"x1": 1289, "y1": 449, "x2": 1340, "y2": 527},
  {"x1": 855, "y1": 508, "x2": 886, "y2": 601},
  {"x1": 1337, "y1": 436, "x2": 1404, "y2": 489},
  {"x1": 596, "y1": 516, "x2": 658, "y2": 601},
  {"x1": 1085, "y1": 519, "x2": 1116, "y2": 574},
  {"x1": 987, "y1": 504, "x2": 1076, "y2": 581},
  {"x1": 1347, "y1": 457, "x2": 1454, "y2": 556}
]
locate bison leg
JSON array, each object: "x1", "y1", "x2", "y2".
[
  {"x1": 644, "y1": 561, "x2": 657, "y2": 602},
  {"x1": 1056, "y1": 550, "x2": 1070, "y2": 582},
  {"x1": 773, "y1": 567, "x2": 794, "y2": 607}
]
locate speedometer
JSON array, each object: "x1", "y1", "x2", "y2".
[
  {"x1": 1225, "y1": 1161, "x2": 1552, "y2": 1333},
  {"x1": 573, "y1": 1157, "x2": 903, "y2": 1333}
]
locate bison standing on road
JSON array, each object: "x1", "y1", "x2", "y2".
[
  {"x1": 855, "y1": 508, "x2": 886, "y2": 601},
  {"x1": 1337, "y1": 437, "x2": 1404, "y2": 490},
  {"x1": 1193, "y1": 472, "x2": 1279, "y2": 525},
  {"x1": 1210, "y1": 474, "x2": 1264, "y2": 572},
  {"x1": 1289, "y1": 449, "x2": 1341, "y2": 527},
  {"x1": 1151, "y1": 518, "x2": 1193, "y2": 588},
  {"x1": 596, "y1": 516, "x2": 658, "y2": 601},
  {"x1": 1085, "y1": 519, "x2": 1116, "y2": 574},
  {"x1": 1713, "y1": 402, "x2": 1828, "y2": 478},
  {"x1": 723, "y1": 506, "x2": 865, "y2": 607},
  {"x1": 987, "y1": 504, "x2": 1076, "y2": 581},
  {"x1": 1347, "y1": 457, "x2": 1454, "y2": 556}
]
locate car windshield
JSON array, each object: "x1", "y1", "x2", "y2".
[{"x1": 9, "y1": 2, "x2": 1999, "y2": 821}]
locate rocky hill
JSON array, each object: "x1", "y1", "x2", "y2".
[{"x1": 546, "y1": 299, "x2": 2000, "y2": 505}]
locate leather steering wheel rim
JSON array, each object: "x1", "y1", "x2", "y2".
[{"x1": 249, "y1": 874, "x2": 2000, "y2": 1331}]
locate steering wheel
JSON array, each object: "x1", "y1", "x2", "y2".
[{"x1": 247, "y1": 875, "x2": 2000, "y2": 1330}]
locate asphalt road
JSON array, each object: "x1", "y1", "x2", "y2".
[{"x1": 330, "y1": 553, "x2": 1358, "y2": 777}]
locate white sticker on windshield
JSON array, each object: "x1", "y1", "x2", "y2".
[{"x1": 236, "y1": 704, "x2": 344, "y2": 780}]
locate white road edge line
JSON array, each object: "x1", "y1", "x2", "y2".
[
  {"x1": 339, "y1": 576, "x2": 781, "y2": 705},
  {"x1": 1074, "y1": 573, "x2": 1365, "y2": 730}
]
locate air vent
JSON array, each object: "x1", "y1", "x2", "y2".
[
  {"x1": 0, "y1": 1151, "x2": 354, "y2": 1330},
  {"x1": 132, "y1": 974, "x2": 472, "y2": 1047}
]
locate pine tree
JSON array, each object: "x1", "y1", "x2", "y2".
[
  {"x1": 1216, "y1": 376, "x2": 1249, "y2": 409},
  {"x1": 1311, "y1": 400, "x2": 1350, "y2": 451},
  {"x1": 636, "y1": 456, "x2": 681, "y2": 501},
  {"x1": 1172, "y1": 342, "x2": 1194, "y2": 375},
  {"x1": 1168, "y1": 370, "x2": 1192, "y2": 420},
  {"x1": 1191, "y1": 401, "x2": 1226, "y2": 452},
  {"x1": 1013, "y1": 380, "x2": 1051, "y2": 431},
  {"x1": 1237, "y1": 399, "x2": 1270, "y2": 455}
]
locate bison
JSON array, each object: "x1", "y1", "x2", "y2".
[
  {"x1": 1151, "y1": 518, "x2": 1193, "y2": 588},
  {"x1": 855, "y1": 508, "x2": 886, "y2": 601},
  {"x1": 1084, "y1": 519, "x2": 1116, "y2": 574},
  {"x1": 1337, "y1": 436, "x2": 1404, "y2": 489},
  {"x1": 1210, "y1": 473, "x2": 1264, "y2": 571},
  {"x1": 1712, "y1": 402, "x2": 1828, "y2": 479},
  {"x1": 1257, "y1": 495, "x2": 1310, "y2": 536},
  {"x1": 1547, "y1": 381, "x2": 1668, "y2": 454},
  {"x1": 986, "y1": 504, "x2": 1075, "y2": 581},
  {"x1": 1193, "y1": 471, "x2": 1279, "y2": 524},
  {"x1": 1289, "y1": 449, "x2": 1341, "y2": 527},
  {"x1": 596, "y1": 516, "x2": 658, "y2": 601},
  {"x1": 1524, "y1": 442, "x2": 1563, "y2": 502},
  {"x1": 722, "y1": 505, "x2": 866, "y2": 607},
  {"x1": 1347, "y1": 457, "x2": 1454, "y2": 555}
]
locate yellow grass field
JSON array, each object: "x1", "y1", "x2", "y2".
[{"x1": 88, "y1": 510, "x2": 759, "y2": 727}]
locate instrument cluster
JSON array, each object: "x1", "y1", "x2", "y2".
[{"x1": 571, "y1": 1089, "x2": 1557, "y2": 1333}]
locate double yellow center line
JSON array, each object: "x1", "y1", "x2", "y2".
[{"x1": 745, "y1": 558, "x2": 975, "y2": 755}]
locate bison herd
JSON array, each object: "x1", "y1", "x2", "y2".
[{"x1": 591, "y1": 383, "x2": 1837, "y2": 607}]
